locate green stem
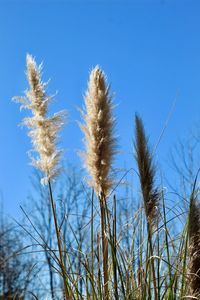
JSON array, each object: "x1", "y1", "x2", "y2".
[
  {"x1": 162, "y1": 192, "x2": 173, "y2": 298},
  {"x1": 48, "y1": 180, "x2": 69, "y2": 299}
]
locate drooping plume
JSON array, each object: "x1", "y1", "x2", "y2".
[
  {"x1": 188, "y1": 195, "x2": 200, "y2": 297},
  {"x1": 14, "y1": 54, "x2": 65, "y2": 185},
  {"x1": 80, "y1": 66, "x2": 116, "y2": 197},
  {"x1": 135, "y1": 114, "x2": 160, "y2": 230}
]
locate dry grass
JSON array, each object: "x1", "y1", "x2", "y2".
[
  {"x1": 10, "y1": 54, "x2": 200, "y2": 300},
  {"x1": 80, "y1": 65, "x2": 116, "y2": 197}
]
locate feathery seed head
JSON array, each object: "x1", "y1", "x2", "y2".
[
  {"x1": 14, "y1": 54, "x2": 65, "y2": 185},
  {"x1": 80, "y1": 66, "x2": 116, "y2": 197},
  {"x1": 135, "y1": 114, "x2": 160, "y2": 230}
]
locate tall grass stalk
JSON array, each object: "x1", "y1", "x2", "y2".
[
  {"x1": 162, "y1": 190, "x2": 173, "y2": 299},
  {"x1": 112, "y1": 195, "x2": 119, "y2": 300},
  {"x1": 135, "y1": 114, "x2": 160, "y2": 300},
  {"x1": 91, "y1": 189, "x2": 95, "y2": 299},
  {"x1": 80, "y1": 66, "x2": 116, "y2": 299},
  {"x1": 48, "y1": 180, "x2": 70, "y2": 299},
  {"x1": 14, "y1": 54, "x2": 69, "y2": 299},
  {"x1": 99, "y1": 193, "x2": 109, "y2": 298}
]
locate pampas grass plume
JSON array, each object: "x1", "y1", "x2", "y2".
[
  {"x1": 135, "y1": 114, "x2": 160, "y2": 230},
  {"x1": 14, "y1": 54, "x2": 65, "y2": 184},
  {"x1": 80, "y1": 66, "x2": 116, "y2": 197}
]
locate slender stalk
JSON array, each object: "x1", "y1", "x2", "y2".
[
  {"x1": 104, "y1": 194, "x2": 119, "y2": 299},
  {"x1": 99, "y1": 194, "x2": 109, "y2": 300},
  {"x1": 156, "y1": 219, "x2": 160, "y2": 300},
  {"x1": 113, "y1": 195, "x2": 119, "y2": 300},
  {"x1": 148, "y1": 223, "x2": 158, "y2": 300},
  {"x1": 48, "y1": 180, "x2": 69, "y2": 299},
  {"x1": 91, "y1": 189, "x2": 94, "y2": 299},
  {"x1": 180, "y1": 222, "x2": 189, "y2": 298},
  {"x1": 145, "y1": 231, "x2": 151, "y2": 299},
  {"x1": 97, "y1": 232, "x2": 103, "y2": 299},
  {"x1": 139, "y1": 208, "x2": 145, "y2": 299},
  {"x1": 162, "y1": 191, "x2": 173, "y2": 298}
]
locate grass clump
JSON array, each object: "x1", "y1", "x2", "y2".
[{"x1": 9, "y1": 54, "x2": 200, "y2": 300}]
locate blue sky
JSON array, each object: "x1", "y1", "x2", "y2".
[{"x1": 0, "y1": 0, "x2": 200, "y2": 216}]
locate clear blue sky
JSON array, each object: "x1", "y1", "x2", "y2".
[{"x1": 0, "y1": 0, "x2": 200, "y2": 216}]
